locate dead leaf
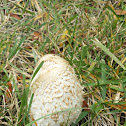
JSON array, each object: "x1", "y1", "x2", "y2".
[
  {"x1": 17, "y1": 75, "x2": 23, "y2": 81},
  {"x1": 32, "y1": 31, "x2": 42, "y2": 42},
  {"x1": 5, "y1": 81, "x2": 12, "y2": 103},
  {"x1": 115, "y1": 10, "x2": 126, "y2": 15},
  {"x1": 9, "y1": 13, "x2": 20, "y2": 20},
  {"x1": 17, "y1": 75, "x2": 30, "y2": 82},
  {"x1": 34, "y1": 31, "x2": 40, "y2": 37},
  {"x1": 24, "y1": 46, "x2": 32, "y2": 49},
  {"x1": 82, "y1": 100, "x2": 90, "y2": 112},
  {"x1": 6, "y1": 81, "x2": 12, "y2": 96},
  {"x1": 84, "y1": 8, "x2": 88, "y2": 13},
  {"x1": 116, "y1": 103, "x2": 126, "y2": 109}
]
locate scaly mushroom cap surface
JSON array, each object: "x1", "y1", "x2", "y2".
[{"x1": 28, "y1": 54, "x2": 83, "y2": 126}]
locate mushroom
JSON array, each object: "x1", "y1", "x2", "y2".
[{"x1": 28, "y1": 54, "x2": 83, "y2": 126}]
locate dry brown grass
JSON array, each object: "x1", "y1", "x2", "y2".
[{"x1": 0, "y1": 0, "x2": 126, "y2": 125}]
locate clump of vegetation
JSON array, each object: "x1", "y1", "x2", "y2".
[{"x1": 0, "y1": 0, "x2": 126, "y2": 125}]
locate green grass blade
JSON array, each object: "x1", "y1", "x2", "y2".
[
  {"x1": 9, "y1": 62, "x2": 29, "y2": 76},
  {"x1": 31, "y1": 61, "x2": 44, "y2": 81},
  {"x1": 22, "y1": 0, "x2": 30, "y2": 15},
  {"x1": 67, "y1": 14, "x2": 78, "y2": 25},
  {"x1": 81, "y1": 46, "x2": 87, "y2": 61},
  {"x1": 92, "y1": 38, "x2": 126, "y2": 70},
  {"x1": 13, "y1": 79, "x2": 21, "y2": 100},
  {"x1": 101, "y1": 60, "x2": 106, "y2": 100},
  {"x1": 8, "y1": 37, "x2": 26, "y2": 60},
  {"x1": 4, "y1": 0, "x2": 8, "y2": 14},
  {"x1": 18, "y1": 75, "x2": 29, "y2": 125},
  {"x1": 73, "y1": 111, "x2": 89, "y2": 126},
  {"x1": 25, "y1": 108, "x2": 83, "y2": 126},
  {"x1": 27, "y1": 93, "x2": 34, "y2": 114},
  {"x1": 10, "y1": 2, "x2": 34, "y2": 15}
]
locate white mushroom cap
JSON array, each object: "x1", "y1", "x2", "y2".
[{"x1": 28, "y1": 54, "x2": 83, "y2": 126}]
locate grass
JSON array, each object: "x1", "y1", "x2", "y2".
[{"x1": 0, "y1": 0, "x2": 126, "y2": 125}]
